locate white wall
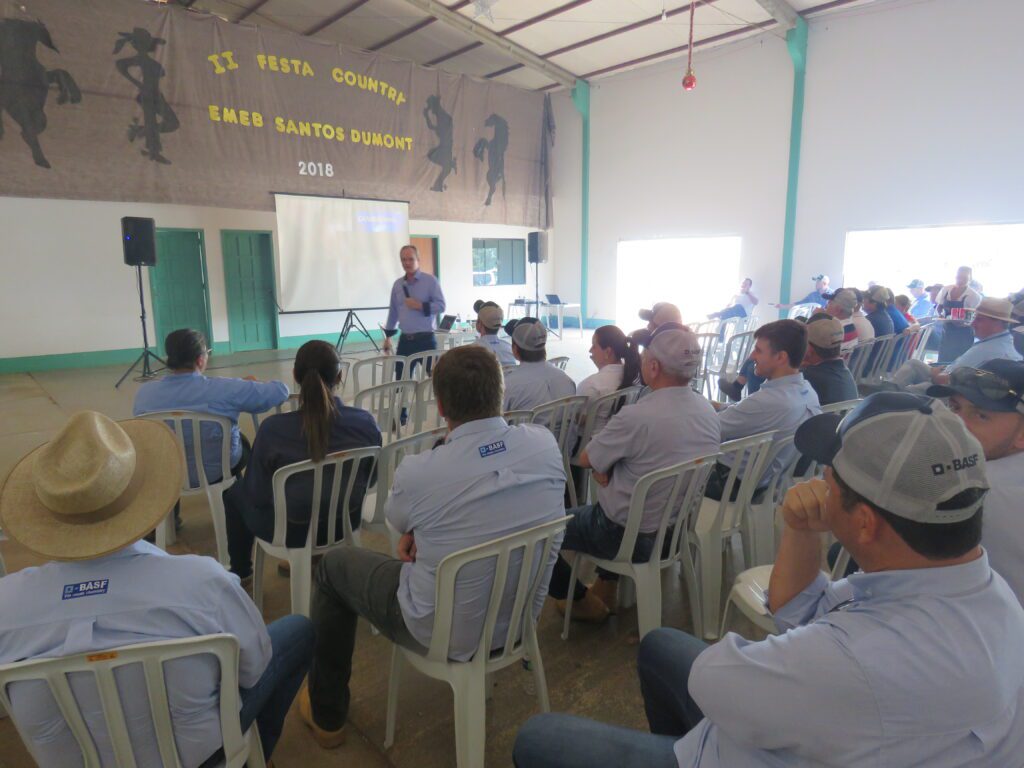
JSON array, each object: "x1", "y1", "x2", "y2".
[{"x1": 0, "y1": 196, "x2": 550, "y2": 359}]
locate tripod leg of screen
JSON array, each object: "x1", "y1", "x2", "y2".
[{"x1": 335, "y1": 310, "x2": 381, "y2": 355}]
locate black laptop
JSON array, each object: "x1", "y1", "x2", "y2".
[
  {"x1": 438, "y1": 314, "x2": 457, "y2": 331},
  {"x1": 545, "y1": 294, "x2": 563, "y2": 305}
]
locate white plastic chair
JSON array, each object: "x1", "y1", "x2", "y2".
[
  {"x1": 846, "y1": 338, "x2": 875, "y2": 382},
  {"x1": 689, "y1": 431, "x2": 776, "y2": 639},
  {"x1": 693, "y1": 333, "x2": 720, "y2": 399},
  {"x1": 402, "y1": 349, "x2": 443, "y2": 382},
  {"x1": 352, "y1": 355, "x2": 404, "y2": 391},
  {"x1": 910, "y1": 322, "x2": 935, "y2": 361},
  {"x1": 361, "y1": 428, "x2": 447, "y2": 538},
  {"x1": 713, "y1": 331, "x2": 756, "y2": 402},
  {"x1": 252, "y1": 446, "x2": 379, "y2": 617},
  {"x1": 549, "y1": 356, "x2": 569, "y2": 371},
  {"x1": 354, "y1": 381, "x2": 418, "y2": 443},
  {"x1": 250, "y1": 391, "x2": 301, "y2": 432},
  {"x1": 140, "y1": 411, "x2": 235, "y2": 567},
  {"x1": 787, "y1": 303, "x2": 820, "y2": 320},
  {"x1": 859, "y1": 334, "x2": 896, "y2": 387},
  {"x1": 503, "y1": 410, "x2": 533, "y2": 426},
  {"x1": 561, "y1": 454, "x2": 717, "y2": 640},
  {"x1": 384, "y1": 516, "x2": 569, "y2": 768},
  {"x1": 412, "y1": 377, "x2": 443, "y2": 434},
  {"x1": 0, "y1": 634, "x2": 264, "y2": 768},
  {"x1": 530, "y1": 395, "x2": 590, "y2": 507}
]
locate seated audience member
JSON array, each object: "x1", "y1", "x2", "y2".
[
  {"x1": 927, "y1": 282, "x2": 943, "y2": 304},
  {"x1": 513, "y1": 393, "x2": 1024, "y2": 767},
  {"x1": 881, "y1": 287, "x2": 910, "y2": 335},
  {"x1": 894, "y1": 294, "x2": 920, "y2": 327},
  {"x1": 223, "y1": 341, "x2": 382, "y2": 582},
  {"x1": 707, "y1": 320, "x2": 821, "y2": 499},
  {"x1": 473, "y1": 299, "x2": 516, "y2": 365},
  {"x1": 503, "y1": 318, "x2": 576, "y2": 411},
  {"x1": 718, "y1": 355, "x2": 762, "y2": 402},
  {"x1": 707, "y1": 278, "x2": 758, "y2": 320},
  {"x1": 133, "y1": 328, "x2": 289, "y2": 485},
  {"x1": 576, "y1": 324, "x2": 641, "y2": 436},
  {"x1": 862, "y1": 286, "x2": 895, "y2": 337},
  {"x1": 0, "y1": 412, "x2": 313, "y2": 766},
  {"x1": 774, "y1": 274, "x2": 829, "y2": 310},
  {"x1": 630, "y1": 302, "x2": 683, "y2": 346},
  {"x1": 929, "y1": 360, "x2": 1024, "y2": 604},
  {"x1": 849, "y1": 287, "x2": 876, "y2": 344},
  {"x1": 892, "y1": 297, "x2": 1022, "y2": 391},
  {"x1": 547, "y1": 325, "x2": 720, "y2": 620},
  {"x1": 907, "y1": 279, "x2": 935, "y2": 318},
  {"x1": 823, "y1": 288, "x2": 860, "y2": 355},
  {"x1": 300, "y1": 346, "x2": 565, "y2": 748},
  {"x1": 801, "y1": 315, "x2": 858, "y2": 405}
]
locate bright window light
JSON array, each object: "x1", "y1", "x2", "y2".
[
  {"x1": 615, "y1": 236, "x2": 743, "y2": 328},
  {"x1": 843, "y1": 223, "x2": 1024, "y2": 295}
]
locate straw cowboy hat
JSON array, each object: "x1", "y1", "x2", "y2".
[
  {"x1": 0, "y1": 411, "x2": 183, "y2": 561},
  {"x1": 973, "y1": 297, "x2": 1014, "y2": 323}
]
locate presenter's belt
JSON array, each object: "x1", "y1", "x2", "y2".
[{"x1": 400, "y1": 331, "x2": 435, "y2": 341}]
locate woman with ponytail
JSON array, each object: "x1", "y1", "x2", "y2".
[
  {"x1": 224, "y1": 340, "x2": 381, "y2": 582},
  {"x1": 577, "y1": 325, "x2": 641, "y2": 437}
]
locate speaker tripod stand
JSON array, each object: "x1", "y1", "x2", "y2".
[{"x1": 115, "y1": 265, "x2": 166, "y2": 388}]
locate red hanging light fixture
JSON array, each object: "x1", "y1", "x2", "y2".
[{"x1": 682, "y1": 0, "x2": 697, "y2": 90}]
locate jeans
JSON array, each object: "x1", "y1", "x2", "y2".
[
  {"x1": 198, "y1": 614, "x2": 314, "y2": 766},
  {"x1": 546, "y1": 504, "x2": 658, "y2": 601},
  {"x1": 307, "y1": 547, "x2": 427, "y2": 731},
  {"x1": 512, "y1": 629, "x2": 708, "y2": 767},
  {"x1": 395, "y1": 332, "x2": 437, "y2": 380}
]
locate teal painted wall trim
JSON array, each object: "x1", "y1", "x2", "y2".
[
  {"x1": 0, "y1": 347, "x2": 159, "y2": 374},
  {"x1": 779, "y1": 18, "x2": 808, "y2": 318},
  {"x1": 571, "y1": 80, "x2": 591, "y2": 323},
  {"x1": 277, "y1": 329, "x2": 385, "y2": 350}
]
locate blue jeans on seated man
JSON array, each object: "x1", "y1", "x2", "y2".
[
  {"x1": 546, "y1": 504, "x2": 661, "y2": 602},
  {"x1": 513, "y1": 629, "x2": 709, "y2": 767},
  {"x1": 198, "y1": 614, "x2": 315, "y2": 766}
]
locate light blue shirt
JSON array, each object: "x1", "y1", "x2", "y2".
[
  {"x1": 0, "y1": 542, "x2": 271, "y2": 768},
  {"x1": 385, "y1": 418, "x2": 565, "y2": 661},
  {"x1": 384, "y1": 270, "x2": 446, "y2": 335},
  {"x1": 503, "y1": 361, "x2": 576, "y2": 411},
  {"x1": 133, "y1": 371, "x2": 288, "y2": 484},
  {"x1": 675, "y1": 552, "x2": 1024, "y2": 766},
  {"x1": 476, "y1": 333, "x2": 517, "y2": 365},
  {"x1": 910, "y1": 295, "x2": 935, "y2": 318},
  {"x1": 944, "y1": 331, "x2": 1022, "y2": 372},
  {"x1": 718, "y1": 373, "x2": 821, "y2": 480}
]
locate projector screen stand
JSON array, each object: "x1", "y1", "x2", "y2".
[{"x1": 336, "y1": 310, "x2": 381, "y2": 355}]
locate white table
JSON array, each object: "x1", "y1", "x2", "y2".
[{"x1": 506, "y1": 301, "x2": 584, "y2": 339}]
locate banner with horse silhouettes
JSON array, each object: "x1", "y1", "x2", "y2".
[{"x1": 0, "y1": 0, "x2": 554, "y2": 228}]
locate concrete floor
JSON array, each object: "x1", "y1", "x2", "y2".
[{"x1": 0, "y1": 331, "x2": 750, "y2": 768}]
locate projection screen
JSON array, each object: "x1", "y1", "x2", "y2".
[{"x1": 275, "y1": 193, "x2": 410, "y2": 313}]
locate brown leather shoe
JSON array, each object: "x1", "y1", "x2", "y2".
[
  {"x1": 589, "y1": 578, "x2": 618, "y2": 614},
  {"x1": 298, "y1": 685, "x2": 346, "y2": 749},
  {"x1": 555, "y1": 591, "x2": 610, "y2": 623}
]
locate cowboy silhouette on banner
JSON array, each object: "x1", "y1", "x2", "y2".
[{"x1": 114, "y1": 27, "x2": 179, "y2": 164}]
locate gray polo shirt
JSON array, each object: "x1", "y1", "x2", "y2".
[
  {"x1": 503, "y1": 360, "x2": 576, "y2": 411},
  {"x1": 586, "y1": 386, "x2": 721, "y2": 533}
]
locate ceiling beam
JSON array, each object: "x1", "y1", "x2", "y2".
[
  {"x1": 426, "y1": 0, "x2": 593, "y2": 68},
  {"x1": 369, "y1": 0, "x2": 472, "y2": 52},
  {"x1": 753, "y1": 0, "x2": 799, "y2": 29},
  {"x1": 303, "y1": 0, "x2": 375, "y2": 36},
  {"x1": 397, "y1": 0, "x2": 579, "y2": 87},
  {"x1": 234, "y1": 0, "x2": 271, "y2": 22}
]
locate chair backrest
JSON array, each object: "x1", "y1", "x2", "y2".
[
  {"x1": 503, "y1": 409, "x2": 533, "y2": 426},
  {"x1": 269, "y1": 445, "x2": 380, "y2": 550},
  {"x1": 140, "y1": 410, "x2": 233, "y2": 492},
  {"x1": 402, "y1": 349, "x2": 443, "y2": 382},
  {"x1": 427, "y1": 517, "x2": 569, "y2": 666},
  {"x1": 707, "y1": 431, "x2": 777, "y2": 532},
  {"x1": 0, "y1": 634, "x2": 254, "y2": 768},
  {"x1": 614, "y1": 453, "x2": 718, "y2": 567},
  {"x1": 412, "y1": 377, "x2": 442, "y2": 433},
  {"x1": 910, "y1": 323, "x2": 935, "y2": 361},
  {"x1": 846, "y1": 339, "x2": 875, "y2": 382},
  {"x1": 530, "y1": 395, "x2": 590, "y2": 461},
  {"x1": 365, "y1": 428, "x2": 447, "y2": 527},
  {"x1": 549, "y1": 356, "x2": 569, "y2": 371},
  {"x1": 695, "y1": 333, "x2": 719, "y2": 377},
  {"x1": 717, "y1": 316, "x2": 742, "y2": 342},
  {"x1": 250, "y1": 392, "x2": 301, "y2": 432},
  {"x1": 576, "y1": 385, "x2": 642, "y2": 451},
  {"x1": 788, "y1": 303, "x2": 819, "y2": 320},
  {"x1": 820, "y1": 398, "x2": 861, "y2": 417},
  {"x1": 354, "y1": 381, "x2": 418, "y2": 442},
  {"x1": 352, "y1": 355, "x2": 404, "y2": 391},
  {"x1": 715, "y1": 332, "x2": 756, "y2": 400},
  {"x1": 860, "y1": 334, "x2": 896, "y2": 382}
]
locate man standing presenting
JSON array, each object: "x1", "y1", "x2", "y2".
[{"x1": 382, "y1": 245, "x2": 446, "y2": 367}]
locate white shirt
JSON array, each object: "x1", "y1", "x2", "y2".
[
  {"x1": 851, "y1": 310, "x2": 875, "y2": 343},
  {"x1": 982, "y1": 451, "x2": 1024, "y2": 606},
  {"x1": 475, "y1": 333, "x2": 517, "y2": 366},
  {"x1": 0, "y1": 542, "x2": 271, "y2": 768},
  {"x1": 503, "y1": 360, "x2": 576, "y2": 411},
  {"x1": 586, "y1": 386, "x2": 720, "y2": 532},
  {"x1": 676, "y1": 552, "x2": 1024, "y2": 766},
  {"x1": 576, "y1": 363, "x2": 625, "y2": 438},
  {"x1": 718, "y1": 372, "x2": 822, "y2": 481},
  {"x1": 936, "y1": 284, "x2": 983, "y2": 312},
  {"x1": 385, "y1": 417, "x2": 565, "y2": 661},
  {"x1": 732, "y1": 292, "x2": 755, "y2": 315}
]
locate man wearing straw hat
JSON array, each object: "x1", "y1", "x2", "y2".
[{"x1": 0, "y1": 411, "x2": 313, "y2": 767}]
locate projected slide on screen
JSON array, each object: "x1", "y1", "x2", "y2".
[{"x1": 275, "y1": 193, "x2": 410, "y2": 313}]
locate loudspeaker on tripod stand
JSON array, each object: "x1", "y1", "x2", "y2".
[{"x1": 122, "y1": 217, "x2": 157, "y2": 266}]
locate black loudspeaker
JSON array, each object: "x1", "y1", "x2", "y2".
[
  {"x1": 121, "y1": 217, "x2": 157, "y2": 266},
  {"x1": 528, "y1": 231, "x2": 547, "y2": 264}
]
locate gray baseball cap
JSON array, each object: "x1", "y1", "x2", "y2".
[
  {"x1": 476, "y1": 303, "x2": 503, "y2": 331},
  {"x1": 907, "y1": 279, "x2": 926, "y2": 290},
  {"x1": 511, "y1": 318, "x2": 548, "y2": 351},
  {"x1": 795, "y1": 392, "x2": 988, "y2": 523},
  {"x1": 829, "y1": 289, "x2": 857, "y2": 313},
  {"x1": 928, "y1": 360, "x2": 1024, "y2": 415},
  {"x1": 645, "y1": 324, "x2": 701, "y2": 378}
]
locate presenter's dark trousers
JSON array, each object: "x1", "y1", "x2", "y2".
[{"x1": 395, "y1": 331, "x2": 437, "y2": 379}]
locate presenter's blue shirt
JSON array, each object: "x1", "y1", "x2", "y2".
[{"x1": 385, "y1": 270, "x2": 446, "y2": 335}]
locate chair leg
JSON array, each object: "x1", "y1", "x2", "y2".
[
  {"x1": 631, "y1": 566, "x2": 662, "y2": 640},
  {"x1": 679, "y1": 548, "x2": 704, "y2": 640},
  {"x1": 155, "y1": 511, "x2": 173, "y2": 551},
  {"x1": 252, "y1": 545, "x2": 265, "y2": 613},
  {"x1": 720, "y1": 588, "x2": 737, "y2": 639},
  {"x1": 451, "y1": 670, "x2": 487, "y2": 768},
  {"x1": 617, "y1": 577, "x2": 636, "y2": 611},
  {"x1": 697, "y1": 529, "x2": 723, "y2": 640},
  {"x1": 384, "y1": 646, "x2": 402, "y2": 749},
  {"x1": 290, "y1": 552, "x2": 312, "y2": 618},
  {"x1": 206, "y1": 487, "x2": 230, "y2": 569},
  {"x1": 560, "y1": 554, "x2": 582, "y2": 641},
  {"x1": 246, "y1": 726, "x2": 267, "y2": 768},
  {"x1": 525, "y1": 625, "x2": 551, "y2": 712}
]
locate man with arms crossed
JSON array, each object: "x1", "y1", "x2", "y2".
[{"x1": 513, "y1": 392, "x2": 1024, "y2": 766}]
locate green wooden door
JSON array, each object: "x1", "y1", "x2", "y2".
[
  {"x1": 222, "y1": 231, "x2": 278, "y2": 352},
  {"x1": 150, "y1": 230, "x2": 212, "y2": 349}
]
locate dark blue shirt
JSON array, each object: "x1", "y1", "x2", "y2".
[
  {"x1": 802, "y1": 359, "x2": 859, "y2": 406},
  {"x1": 866, "y1": 308, "x2": 894, "y2": 337}
]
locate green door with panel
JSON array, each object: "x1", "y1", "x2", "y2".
[
  {"x1": 222, "y1": 231, "x2": 278, "y2": 352},
  {"x1": 150, "y1": 229, "x2": 212, "y2": 351}
]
